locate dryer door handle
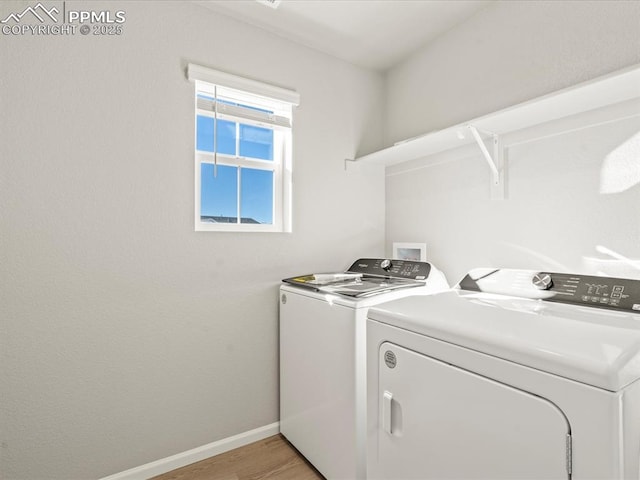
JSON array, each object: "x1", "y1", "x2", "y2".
[{"x1": 383, "y1": 390, "x2": 393, "y2": 434}]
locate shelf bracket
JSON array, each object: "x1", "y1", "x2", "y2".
[
  {"x1": 467, "y1": 125, "x2": 505, "y2": 200},
  {"x1": 344, "y1": 158, "x2": 355, "y2": 170}
]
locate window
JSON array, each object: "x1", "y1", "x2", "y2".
[{"x1": 188, "y1": 64, "x2": 299, "y2": 232}]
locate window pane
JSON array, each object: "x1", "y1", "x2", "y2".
[
  {"x1": 216, "y1": 119, "x2": 236, "y2": 156},
  {"x1": 200, "y1": 164, "x2": 238, "y2": 223},
  {"x1": 240, "y1": 168, "x2": 273, "y2": 225},
  {"x1": 239, "y1": 124, "x2": 273, "y2": 161},
  {"x1": 196, "y1": 116, "x2": 236, "y2": 155},
  {"x1": 196, "y1": 115, "x2": 214, "y2": 152}
]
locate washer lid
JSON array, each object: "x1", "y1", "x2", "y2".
[
  {"x1": 282, "y1": 258, "x2": 446, "y2": 298},
  {"x1": 368, "y1": 290, "x2": 640, "y2": 392},
  {"x1": 282, "y1": 274, "x2": 425, "y2": 298}
]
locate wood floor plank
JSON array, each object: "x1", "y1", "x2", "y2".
[{"x1": 150, "y1": 434, "x2": 325, "y2": 480}]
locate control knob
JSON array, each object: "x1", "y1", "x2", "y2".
[
  {"x1": 380, "y1": 259, "x2": 393, "y2": 272},
  {"x1": 532, "y1": 273, "x2": 553, "y2": 290}
]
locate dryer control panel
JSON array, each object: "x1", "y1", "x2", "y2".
[
  {"x1": 347, "y1": 258, "x2": 432, "y2": 280},
  {"x1": 458, "y1": 269, "x2": 640, "y2": 314},
  {"x1": 541, "y1": 272, "x2": 640, "y2": 312}
]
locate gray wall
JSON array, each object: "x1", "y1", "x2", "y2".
[
  {"x1": 0, "y1": 1, "x2": 385, "y2": 478},
  {"x1": 385, "y1": 0, "x2": 640, "y2": 145},
  {"x1": 384, "y1": 0, "x2": 640, "y2": 283}
]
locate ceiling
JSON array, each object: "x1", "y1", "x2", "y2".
[{"x1": 195, "y1": 0, "x2": 494, "y2": 71}]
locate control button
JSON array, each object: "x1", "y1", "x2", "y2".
[
  {"x1": 613, "y1": 285, "x2": 624, "y2": 293},
  {"x1": 532, "y1": 273, "x2": 553, "y2": 290},
  {"x1": 611, "y1": 292, "x2": 621, "y2": 299},
  {"x1": 380, "y1": 259, "x2": 393, "y2": 271}
]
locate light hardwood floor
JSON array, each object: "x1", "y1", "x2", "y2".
[{"x1": 150, "y1": 434, "x2": 325, "y2": 480}]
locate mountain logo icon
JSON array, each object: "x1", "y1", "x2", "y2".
[{"x1": 1, "y1": 3, "x2": 59, "y2": 24}]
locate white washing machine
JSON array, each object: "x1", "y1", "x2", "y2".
[
  {"x1": 279, "y1": 258, "x2": 449, "y2": 480},
  {"x1": 367, "y1": 268, "x2": 640, "y2": 479}
]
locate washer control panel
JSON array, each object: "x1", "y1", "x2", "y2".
[
  {"x1": 347, "y1": 258, "x2": 432, "y2": 280},
  {"x1": 459, "y1": 269, "x2": 640, "y2": 314}
]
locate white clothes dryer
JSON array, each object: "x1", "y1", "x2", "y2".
[
  {"x1": 279, "y1": 258, "x2": 448, "y2": 480},
  {"x1": 367, "y1": 268, "x2": 640, "y2": 479}
]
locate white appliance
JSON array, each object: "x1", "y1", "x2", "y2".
[
  {"x1": 279, "y1": 258, "x2": 448, "y2": 480},
  {"x1": 367, "y1": 268, "x2": 640, "y2": 479}
]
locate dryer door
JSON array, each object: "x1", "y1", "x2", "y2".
[{"x1": 372, "y1": 342, "x2": 570, "y2": 479}]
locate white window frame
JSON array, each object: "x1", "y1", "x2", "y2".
[{"x1": 188, "y1": 64, "x2": 299, "y2": 233}]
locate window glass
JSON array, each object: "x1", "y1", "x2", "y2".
[
  {"x1": 239, "y1": 125, "x2": 273, "y2": 161},
  {"x1": 240, "y1": 168, "x2": 273, "y2": 224},
  {"x1": 196, "y1": 115, "x2": 214, "y2": 152},
  {"x1": 216, "y1": 119, "x2": 236, "y2": 156},
  {"x1": 200, "y1": 164, "x2": 238, "y2": 223},
  {"x1": 196, "y1": 116, "x2": 236, "y2": 156}
]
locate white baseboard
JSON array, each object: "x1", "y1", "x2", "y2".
[{"x1": 100, "y1": 422, "x2": 280, "y2": 480}]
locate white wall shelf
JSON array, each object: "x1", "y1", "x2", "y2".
[{"x1": 350, "y1": 64, "x2": 640, "y2": 190}]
